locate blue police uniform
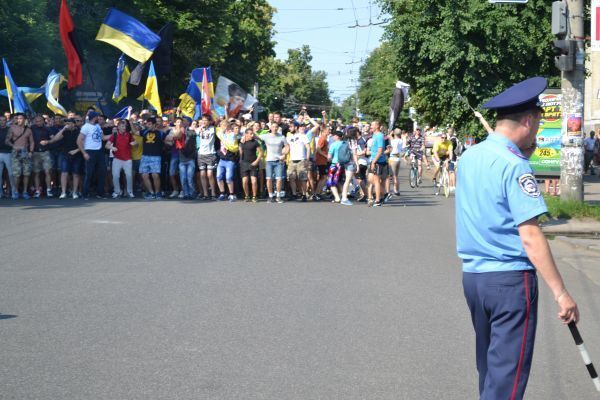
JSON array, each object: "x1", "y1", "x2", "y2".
[{"x1": 456, "y1": 77, "x2": 548, "y2": 400}]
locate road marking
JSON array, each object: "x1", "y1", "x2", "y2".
[{"x1": 89, "y1": 220, "x2": 124, "y2": 225}]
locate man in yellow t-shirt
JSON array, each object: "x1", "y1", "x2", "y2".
[{"x1": 432, "y1": 132, "x2": 453, "y2": 186}]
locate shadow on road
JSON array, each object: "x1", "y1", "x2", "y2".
[{"x1": 0, "y1": 314, "x2": 17, "y2": 320}]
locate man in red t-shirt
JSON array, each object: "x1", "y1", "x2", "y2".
[
  {"x1": 313, "y1": 123, "x2": 329, "y2": 201},
  {"x1": 106, "y1": 119, "x2": 138, "y2": 198}
]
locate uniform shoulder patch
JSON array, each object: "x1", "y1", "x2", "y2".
[{"x1": 517, "y1": 173, "x2": 541, "y2": 197}]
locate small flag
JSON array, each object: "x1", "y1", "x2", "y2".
[
  {"x1": 113, "y1": 105, "x2": 130, "y2": 119},
  {"x1": 143, "y1": 61, "x2": 162, "y2": 115},
  {"x1": 113, "y1": 54, "x2": 130, "y2": 103},
  {"x1": 96, "y1": 8, "x2": 161, "y2": 63},
  {"x1": 200, "y1": 67, "x2": 214, "y2": 116}
]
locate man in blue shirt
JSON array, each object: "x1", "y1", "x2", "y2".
[
  {"x1": 368, "y1": 120, "x2": 387, "y2": 206},
  {"x1": 456, "y1": 77, "x2": 579, "y2": 400}
]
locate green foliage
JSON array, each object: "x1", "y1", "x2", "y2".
[
  {"x1": 357, "y1": 42, "x2": 397, "y2": 123},
  {"x1": 368, "y1": 0, "x2": 561, "y2": 137},
  {"x1": 257, "y1": 45, "x2": 331, "y2": 115}
]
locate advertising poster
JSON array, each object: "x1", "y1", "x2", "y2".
[{"x1": 530, "y1": 92, "x2": 561, "y2": 177}]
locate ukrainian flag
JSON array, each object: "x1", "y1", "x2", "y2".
[
  {"x1": 144, "y1": 61, "x2": 162, "y2": 116},
  {"x1": 0, "y1": 86, "x2": 44, "y2": 104},
  {"x1": 178, "y1": 69, "x2": 203, "y2": 119},
  {"x1": 112, "y1": 54, "x2": 130, "y2": 103},
  {"x1": 96, "y1": 8, "x2": 160, "y2": 63},
  {"x1": 2, "y1": 58, "x2": 29, "y2": 113}
]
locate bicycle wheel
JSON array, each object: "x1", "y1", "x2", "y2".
[
  {"x1": 442, "y1": 168, "x2": 450, "y2": 197},
  {"x1": 409, "y1": 166, "x2": 416, "y2": 188}
]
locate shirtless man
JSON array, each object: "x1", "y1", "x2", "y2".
[{"x1": 5, "y1": 113, "x2": 34, "y2": 199}]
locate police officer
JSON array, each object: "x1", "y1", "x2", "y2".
[{"x1": 456, "y1": 77, "x2": 579, "y2": 400}]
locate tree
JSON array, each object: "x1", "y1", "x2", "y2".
[
  {"x1": 377, "y1": 0, "x2": 561, "y2": 136},
  {"x1": 257, "y1": 45, "x2": 331, "y2": 115}
]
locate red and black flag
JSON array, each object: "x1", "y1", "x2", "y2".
[{"x1": 59, "y1": 0, "x2": 83, "y2": 89}]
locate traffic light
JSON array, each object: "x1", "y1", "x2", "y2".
[{"x1": 553, "y1": 39, "x2": 576, "y2": 72}]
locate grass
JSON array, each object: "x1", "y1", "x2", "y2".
[{"x1": 540, "y1": 194, "x2": 600, "y2": 222}]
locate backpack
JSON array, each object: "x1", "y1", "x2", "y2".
[
  {"x1": 451, "y1": 136, "x2": 463, "y2": 156},
  {"x1": 181, "y1": 135, "x2": 197, "y2": 159},
  {"x1": 337, "y1": 141, "x2": 352, "y2": 164}
]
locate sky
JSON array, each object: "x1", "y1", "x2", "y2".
[{"x1": 269, "y1": 0, "x2": 387, "y2": 105}]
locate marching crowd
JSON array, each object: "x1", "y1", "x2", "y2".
[{"x1": 0, "y1": 107, "x2": 465, "y2": 205}]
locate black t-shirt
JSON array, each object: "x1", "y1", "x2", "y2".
[
  {"x1": 31, "y1": 126, "x2": 51, "y2": 152},
  {"x1": 60, "y1": 128, "x2": 80, "y2": 154},
  {"x1": 102, "y1": 126, "x2": 113, "y2": 154},
  {"x1": 0, "y1": 127, "x2": 11, "y2": 153},
  {"x1": 240, "y1": 139, "x2": 259, "y2": 163},
  {"x1": 141, "y1": 129, "x2": 165, "y2": 157},
  {"x1": 48, "y1": 125, "x2": 63, "y2": 151}
]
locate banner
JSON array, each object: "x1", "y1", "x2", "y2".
[
  {"x1": 214, "y1": 76, "x2": 257, "y2": 118},
  {"x1": 530, "y1": 91, "x2": 561, "y2": 177},
  {"x1": 593, "y1": 0, "x2": 600, "y2": 51}
]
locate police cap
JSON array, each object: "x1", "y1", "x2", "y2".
[{"x1": 481, "y1": 77, "x2": 547, "y2": 115}]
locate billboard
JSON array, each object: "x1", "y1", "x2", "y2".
[{"x1": 530, "y1": 91, "x2": 561, "y2": 177}]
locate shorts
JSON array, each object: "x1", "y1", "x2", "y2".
[
  {"x1": 169, "y1": 155, "x2": 180, "y2": 176},
  {"x1": 342, "y1": 161, "x2": 356, "y2": 173},
  {"x1": 32, "y1": 151, "x2": 53, "y2": 173},
  {"x1": 59, "y1": 153, "x2": 83, "y2": 174},
  {"x1": 216, "y1": 159, "x2": 236, "y2": 182},
  {"x1": 434, "y1": 155, "x2": 449, "y2": 166},
  {"x1": 287, "y1": 160, "x2": 308, "y2": 181},
  {"x1": 370, "y1": 163, "x2": 389, "y2": 177},
  {"x1": 308, "y1": 159, "x2": 317, "y2": 173},
  {"x1": 448, "y1": 160, "x2": 455, "y2": 172},
  {"x1": 317, "y1": 164, "x2": 328, "y2": 177},
  {"x1": 198, "y1": 153, "x2": 218, "y2": 171},
  {"x1": 410, "y1": 152, "x2": 423, "y2": 161},
  {"x1": 140, "y1": 155, "x2": 162, "y2": 174},
  {"x1": 266, "y1": 160, "x2": 285, "y2": 180},
  {"x1": 132, "y1": 159, "x2": 141, "y2": 173},
  {"x1": 11, "y1": 150, "x2": 31, "y2": 177},
  {"x1": 357, "y1": 164, "x2": 368, "y2": 180},
  {"x1": 240, "y1": 160, "x2": 259, "y2": 178}
]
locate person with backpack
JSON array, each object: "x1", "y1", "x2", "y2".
[
  {"x1": 106, "y1": 119, "x2": 138, "y2": 198},
  {"x1": 326, "y1": 131, "x2": 346, "y2": 203}
]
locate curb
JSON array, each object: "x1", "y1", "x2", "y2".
[{"x1": 551, "y1": 236, "x2": 600, "y2": 255}]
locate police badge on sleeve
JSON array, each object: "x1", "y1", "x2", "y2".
[{"x1": 517, "y1": 173, "x2": 541, "y2": 197}]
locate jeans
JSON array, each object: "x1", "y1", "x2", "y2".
[
  {"x1": 112, "y1": 158, "x2": 133, "y2": 195},
  {"x1": 266, "y1": 160, "x2": 285, "y2": 180},
  {"x1": 216, "y1": 159, "x2": 236, "y2": 183},
  {"x1": 83, "y1": 149, "x2": 106, "y2": 197},
  {"x1": 179, "y1": 159, "x2": 196, "y2": 196},
  {"x1": 0, "y1": 152, "x2": 16, "y2": 196}
]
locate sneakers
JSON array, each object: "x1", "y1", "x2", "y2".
[
  {"x1": 155, "y1": 192, "x2": 163, "y2": 199},
  {"x1": 22, "y1": 192, "x2": 30, "y2": 200},
  {"x1": 251, "y1": 196, "x2": 258, "y2": 203},
  {"x1": 11, "y1": 192, "x2": 18, "y2": 200},
  {"x1": 340, "y1": 199, "x2": 353, "y2": 206},
  {"x1": 275, "y1": 196, "x2": 284, "y2": 204},
  {"x1": 367, "y1": 199, "x2": 374, "y2": 207},
  {"x1": 72, "y1": 192, "x2": 80, "y2": 199},
  {"x1": 312, "y1": 194, "x2": 321, "y2": 201},
  {"x1": 300, "y1": 195, "x2": 307, "y2": 202},
  {"x1": 373, "y1": 201, "x2": 382, "y2": 207},
  {"x1": 144, "y1": 192, "x2": 154, "y2": 200},
  {"x1": 112, "y1": 192, "x2": 121, "y2": 199},
  {"x1": 217, "y1": 194, "x2": 227, "y2": 201},
  {"x1": 267, "y1": 196, "x2": 274, "y2": 203},
  {"x1": 34, "y1": 190, "x2": 41, "y2": 198},
  {"x1": 384, "y1": 193, "x2": 393, "y2": 203},
  {"x1": 178, "y1": 192, "x2": 185, "y2": 199},
  {"x1": 46, "y1": 189, "x2": 54, "y2": 198},
  {"x1": 168, "y1": 190, "x2": 179, "y2": 198},
  {"x1": 59, "y1": 193, "x2": 68, "y2": 199},
  {"x1": 228, "y1": 194, "x2": 237, "y2": 202},
  {"x1": 244, "y1": 196, "x2": 251, "y2": 202}
]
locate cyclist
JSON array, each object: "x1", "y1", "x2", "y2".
[
  {"x1": 432, "y1": 131, "x2": 453, "y2": 188},
  {"x1": 407, "y1": 128, "x2": 425, "y2": 185}
]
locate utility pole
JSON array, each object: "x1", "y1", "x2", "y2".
[{"x1": 555, "y1": 0, "x2": 585, "y2": 201}]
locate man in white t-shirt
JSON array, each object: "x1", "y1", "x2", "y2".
[
  {"x1": 286, "y1": 122, "x2": 310, "y2": 201},
  {"x1": 77, "y1": 111, "x2": 111, "y2": 199},
  {"x1": 583, "y1": 131, "x2": 598, "y2": 175}
]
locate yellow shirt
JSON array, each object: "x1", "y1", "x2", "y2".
[
  {"x1": 131, "y1": 134, "x2": 144, "y2": 161},
  {"x1": 433, "y1": 140, "x2": 453, "y2": 158}
]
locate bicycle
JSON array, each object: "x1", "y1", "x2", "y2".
[
  {"x1": 434, "y1": 160, "x2": 450, "y2": 197},
  {"x1": 408, "y1": 154, "x2": 420, "y2": 188}
]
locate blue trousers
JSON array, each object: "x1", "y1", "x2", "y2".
[
  {"x1": 463, "y1": 270, "x2": 538, "y2": 400},
  {"x1": 178, "y1": 159, "x2": 196, "y2": 197}
]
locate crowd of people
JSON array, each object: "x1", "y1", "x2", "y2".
[{"x1": 0, "y1": 107, "x2": 465, "y2": 206}]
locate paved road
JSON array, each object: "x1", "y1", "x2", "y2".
[{"x1": 1, "y1": 180, "x2": 599, "y2": 399}]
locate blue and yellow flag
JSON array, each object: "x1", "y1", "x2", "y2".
[
  {"x1": 178, "y1": 69, "x2": 203, "y2": 119},
  {"x1": 96, "y1": 8, "x2": 161, "y2": 63},
  {"x1": 143, "y1": 61, "x2": 162, "y2": 116},
  {"x1": 2, "y1": 58, "x2": 29, "y2": 113},
  {"x1": 112, "y1": 54, "x2": 130, "y2": 103},
  {"x1": 0, "y1": 86, "x2": 44, "y2": 104},
  {"x1": 45, "y1": 69, "x2": 67, "y2": 116}
]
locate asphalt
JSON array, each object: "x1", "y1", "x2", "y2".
[{"x1": 0, "y1": 176, "x2": 599, "y2": 400}]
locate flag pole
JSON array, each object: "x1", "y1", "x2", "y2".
[{"x1": 7, "y1": 94, "x2": 13, "y2": 115}]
